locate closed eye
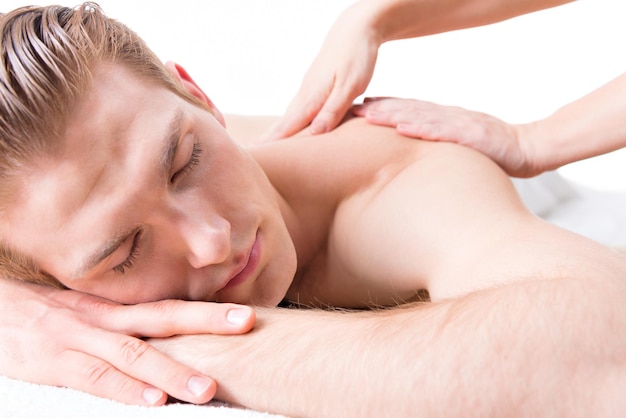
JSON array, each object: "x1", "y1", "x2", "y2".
[
  {"x1": 112, "y1": 229, "x2": 142, "y2": 274},
  {"x1": 170, "y1": 142, "x2": 202, "y2": 183}
]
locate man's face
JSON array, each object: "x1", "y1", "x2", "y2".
[{"x1": 1, "y1": 64, "x2": 296, "y2": 306}]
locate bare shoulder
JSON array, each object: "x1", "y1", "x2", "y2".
[
  {"x1": 250, "y1": 117, "x2": 516, "y2": 205},
  {"x1": 253, "y1": 117, "x2": 554, "y2": 307},
  {"x1": 266, "y1": 117, "x2": 626, "y2": 310}
]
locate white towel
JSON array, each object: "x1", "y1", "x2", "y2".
[
  {"x1": 0, "y1": 374, "x2": 284, "y2": 418},
  {"x1": 513, "y1": 172, "x2": 626, "y2": 248}
]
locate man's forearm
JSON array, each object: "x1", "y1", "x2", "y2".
[
  {"x1": 356, "y1": 0, "x2": 573, "y2": 43},
  {"x1": 152, "y1": 270, "x2": 626, "y2": 417}
]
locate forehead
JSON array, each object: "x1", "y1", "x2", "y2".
[{"x1": 1, "y1": 64, "x2": 180, "y2": 277}]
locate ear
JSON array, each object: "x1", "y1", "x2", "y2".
[{"x1": 165, "y1": 61, "x2": 226, "y2": 127}]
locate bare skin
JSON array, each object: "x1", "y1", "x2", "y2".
[
  {"x1": 3, "y1": 63, "x2": 626, "y2": 417},
  {"x1": 266, "y1": 0, "x2": 573, "y2": 139},
  {"x1": 3, "y1": 63, "x2": 619, "y2": 308},
  {"x1": 352, "y1": 72, "x2": 626, "y2": 177}
]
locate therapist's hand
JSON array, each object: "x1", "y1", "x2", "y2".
[
  {"x1": 263, "y1": 5, "x2": 380, "y2": 140},
  {"x1": 0, "y1": 279, "x2": 255, "y2": 406},
  {"x1": 353, "y1": 97, "x2": 538, "y2": 177}
]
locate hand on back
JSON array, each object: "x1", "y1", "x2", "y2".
[
  {"x1": 353, "y1": 97, "x2": 538, "y2": 177},
  {"x1": 263, "y1": 6, "x2": 379, "y2": 140}
]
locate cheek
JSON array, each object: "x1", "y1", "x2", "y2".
[
  {"x1": 73, "y1": 262, "x2": 188, "y2": 305},
  {"x1": 206, "y1": 141, "x2": 260, "y2": 188},
  {"x1": 131, "y1": 253, "x2": 191, "y2": 303}
]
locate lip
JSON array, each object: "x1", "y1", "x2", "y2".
[{"x1": 222, "y1": 232, "x2": 261, "y2": 290}]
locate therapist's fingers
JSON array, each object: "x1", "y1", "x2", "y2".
[
  {"x1": 396, "y1": 121, "x2": 455, "y2": 141},
  {"x1": 358, "y1": 98, "x2": 468, "y2": 141},
  {"x1": 262, "y1": 87, "x2": 328, "y2": 141},
  {"x1": 266, "y1": 77, "x2": 368, "y2": 141},
  {"x1": 309, "y1": 86, "x2": 356, "y2": 135},
  {"x1": 353, "y1": 97, "x2": 412, "y2": 120}
]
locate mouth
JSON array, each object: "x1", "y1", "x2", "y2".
[{"x1": 222, "y1": 231, "x2": 261, "y2": 291}]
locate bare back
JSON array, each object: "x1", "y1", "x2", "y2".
[{"x1": 245, "y1": 117, "x2": 625, "y2": 307}]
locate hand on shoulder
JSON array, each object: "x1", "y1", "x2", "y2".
[{"x1": 353, "y1": 97, "x2": 540, "y2": 177}]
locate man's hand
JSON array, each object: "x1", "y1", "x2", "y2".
[
  {"x1": 0, "y1": 279, "x2": 255, "y2": 406},
  {"x1": 353, "y1": 97, "x2": 540, "y2": 177},
  {"x1": 262, "y1": 6, "x2": 379, "y2": 140}
]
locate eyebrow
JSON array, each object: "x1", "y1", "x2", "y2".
[{"x1": 72, "y1": 108, "x2": 185, "y2": 279}]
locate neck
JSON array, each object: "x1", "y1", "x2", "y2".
[{"x1": 247, "y1": 140, "x2": 338, "y2": 292}]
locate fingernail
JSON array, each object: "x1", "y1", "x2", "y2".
[
  {"x1": 143, "y1": 387, "x2": 164, "y2": 405},
  {"x1": 227, "y1": 307, "x2": 251, "y2": 326},
  {"x1": 188, "y1": 376, "x2": 212, "y2": 397},
  {"x1": 310, "y1": 120, "x2": 328, "y2": 135}
]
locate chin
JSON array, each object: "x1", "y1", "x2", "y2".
[
  {"x1": 215, "y1": 269, "x2": 291, "y2": 307},
  {"x1": 248, "y1": 276, "x2": 292, "y2": 307},
  {"x1": 251, "y1": 253, "x2": 297, "y2": 307}
]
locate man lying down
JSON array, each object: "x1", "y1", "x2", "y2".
[{"x1": 1, "y1": 3, "x2": 625, "y2": 417}]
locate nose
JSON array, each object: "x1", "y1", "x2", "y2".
[{"x1": 179, "y1": 214, "x2": 231, "y2": 269}]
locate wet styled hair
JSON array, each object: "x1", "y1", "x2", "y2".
[{"x1": 0, "y1": 3, "x2": 202, "y2": 287}]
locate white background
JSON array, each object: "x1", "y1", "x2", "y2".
[{"x1": 3, "y1": 0, "x2": 626, "y2": 191}]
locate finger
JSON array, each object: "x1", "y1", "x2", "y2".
[
  {"x1": 88, "y1": 299, "x2": 256, "y2": 337},
  {"x1": 310, "y1": 88, "x2": 355, "y2": 134},
  {"x1": 263, "y1": 112, "x2": 312, "y2": 142},
  {"x1": 57, "y1": 350, "x2": 171, "y2": 406},
  {"x1": 353, "y1": 98, "x2": 406, "y2": 118},
  {"x1": 361, "y1": 110, "x2": 397, "y2": 127},
  {"x1": 363, "y1": 96, "x2": 392, "y2": 103},
  {"x1": 351, "y1": 103, "x2": 366, "y2": 116},
  {"x1": 361, "y1": 107, "x2": 415, "y2": 128},
  {"x1": 397, "y1": 122, "x2": 458, "y2": 143},
  {"x1": 262, "y1": 93, "x2": 325, "y2": 141},
  {"x1": 396, "y1": 122, "x2": 432, "y2": 139},
  {"x1": 72, "y1": 328, "x2": 216, "y2": 404}
]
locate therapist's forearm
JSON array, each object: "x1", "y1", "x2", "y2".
[
  {"x1": 355, "y1": 0, "x2": 573, "y2": 43},
  {"x1": 151, "y1": 272, "x2": 626, "y2": 417},
  {"x1": 518, "y1": 72, "x2": 626, "y2": 171}
]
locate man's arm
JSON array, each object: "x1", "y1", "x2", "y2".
[
  {"x1": 151, "y1": 266, "x2": 626, "y2": 417},
  {"x1": 0, "y1": 278, "x2": 255, "y2": 405}
]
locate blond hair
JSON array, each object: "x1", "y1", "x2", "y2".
[{"x1": 0, "y1": 3, "x2": 203, "y2": 287}]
